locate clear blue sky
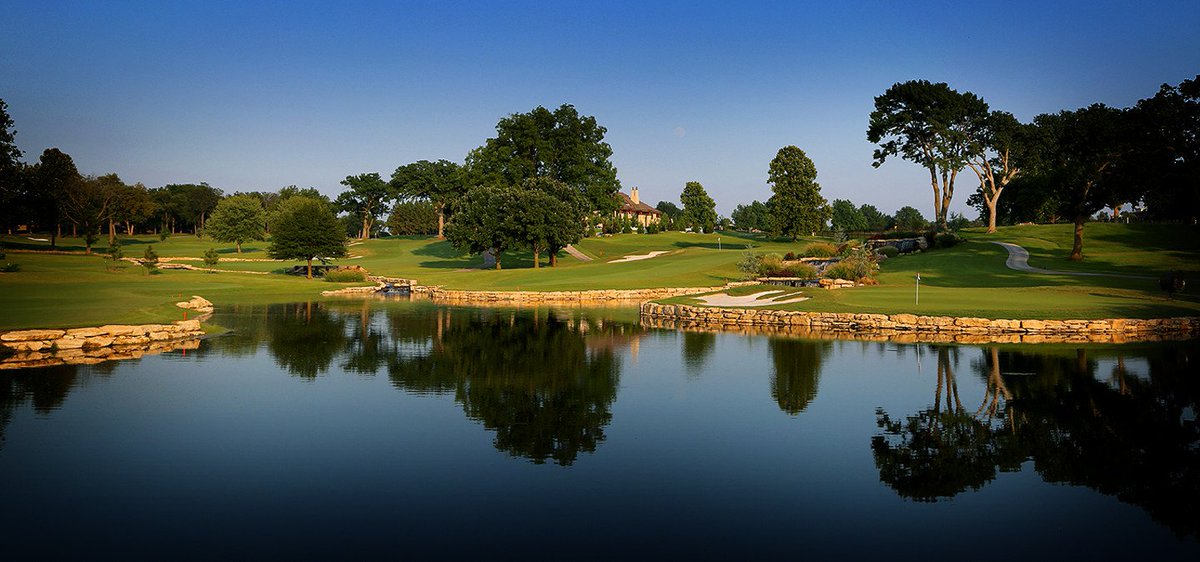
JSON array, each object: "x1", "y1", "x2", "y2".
[{"x1": 3, "y1": 1, "x2": 1197, "y2": 217}]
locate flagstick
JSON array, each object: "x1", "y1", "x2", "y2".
[{"x1": 915, "y1": 272, "x2": 920, "y2": 306}]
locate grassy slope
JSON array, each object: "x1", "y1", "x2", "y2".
[{"x1": 2, "y1": 223, "x2": 1198, "y2": 328}]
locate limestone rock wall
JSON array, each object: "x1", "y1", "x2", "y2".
[
  {"x1": 640, "y1": 302, "x2": 1200, "y2": 344},
  {"x1": 0, "y1": 320, "x2": 205, "y2": 369},
  {"x1": 424, "y1": 282, "x2": 758, "y2": 305}
]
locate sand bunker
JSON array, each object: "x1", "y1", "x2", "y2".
[
  {"x1": 609, "y1": 251, "x2": 670, "y2": 263},
  {"x1": 694, "y1": 290, "x2": 810, "y2": 307}
]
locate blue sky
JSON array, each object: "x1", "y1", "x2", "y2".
[{"x1": 3, "y1": 1, "x2": 1197, "y2": 217}]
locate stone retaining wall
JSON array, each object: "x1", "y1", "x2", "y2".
[
  {"x1": 640, "y1": 302, "x2": 1200, "y2": 344},
  {"x1": 425, "y1": 282, "x2": 758, "y2": 305},
  {"x1": 0, "y1": 319, "x2": 205, "y2": 369}
]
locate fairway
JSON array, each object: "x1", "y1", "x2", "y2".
[{"x1": 2, "y1": 223, "x2": 1198, "y2": 330}]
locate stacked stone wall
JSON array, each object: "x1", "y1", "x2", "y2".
[
  {"x1": 1, "y1": 320, "x2": 205, "y2": 369},
  {"x1": 640, "y1": 302, "x2": 1200, "y2": 344}
]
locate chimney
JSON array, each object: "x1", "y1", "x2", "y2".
[{"x1": 631, "y1": 186, "x2": 640, "y2": 205}]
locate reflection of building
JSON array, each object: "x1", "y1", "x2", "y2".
[{"x1": 616, "y1": 187, "x2": 662, "y2": 227}]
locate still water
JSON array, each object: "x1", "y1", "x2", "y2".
[{"x1": 1, "y1": 301, "x2": 1197, "y2": 559}]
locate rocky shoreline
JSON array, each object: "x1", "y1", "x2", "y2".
[{"x1": 640, "y1": 302, "x2": 1200, "y2": 344}]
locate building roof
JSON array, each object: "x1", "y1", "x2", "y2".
[{"x1": 617, "y1": 192, "x2": 662, "y2": 215}]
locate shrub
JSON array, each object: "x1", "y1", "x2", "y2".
[
  {"x1": 158, "y1": 231, "x2": 170, "y2": 242},
  {"x1": 877, "y1": 245, "x2": 899, "y2": 258},
  {"x1": 1, "y1": 262, "x2": 19, "y2": 273},
  {"x1": 736, "y1": 250, "x2": 762, "y2": 276},
  {"x1": 324, "y1": 269, "x2": 367, "y2": 283},
  {"x1": 781, "y1": 262, "x2": 818, "y2": 278},
  {"x1": 203, "y1": 248, "x2": 220, "y2": 267},
  {"x1": 143, "y1": 245, "x2": 159, "y2": 264},
  {"x1": 800, "y1": 242, "x2": 838, "y2": 258},
  {"x1": 784, "y1": 251, "x2": 797, "y2": 260},
  {"x1": 823, "y1": 247, "x2": 879, "y2": 281},
  {"x1": 836, "y1": 240, "x2": 862, "y2": 257},
  {"x1": 933, "y1": 232, "x2": 964, "y2": 249},
  {"x1": 647, "y1": 222, "x2": 660, "y2": 234}
]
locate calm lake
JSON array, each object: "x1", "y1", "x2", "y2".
[{"x1": 1, "y1": 301, "x2": 1197, "y2": 559}]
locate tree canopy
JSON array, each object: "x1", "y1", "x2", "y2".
[
  {"x1": 444, "y1": 185, "x2": 523, "y2": 269},
  {"x1": 206, "y1": 194, "x2": 266, "y2": 253},
  {"x1": 390, "y1": 159, "x2": 465, "y2": 238},
  {"x1": 731, "y1": 200, "x2": 771, "y2": 231},
  {"x1": 267, "y1": 196, "x2": 348, "y2": 278},
  {"x1": 829, "y1": 199, "x2": 868, "y2": 232},
  {"x1": 468, "y1": 104, "x2": 621, "y2": 214},
  {"x1": 336, "y1": 172, "x2": 390, "y2": 240},
  {"x1": 680, "y1": 181, "x2": 717, "y2": 233},
  {"x1": 768, "y1": 145, "x2": 828, "y2": 240},
  {"x1": 868, "y1": 80, "x2": 989, "y2": 231}
]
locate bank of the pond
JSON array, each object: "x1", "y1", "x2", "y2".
[{"x1": 639, "y1": 302, "x2": 1200, "y2": 344}]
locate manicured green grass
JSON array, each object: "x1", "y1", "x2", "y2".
[{"x1": 3, "y1": 224, "x2": 1198, "y2": 328}]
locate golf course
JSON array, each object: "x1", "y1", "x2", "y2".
[{"x1": 1, "y1": 222, "x2": 1196, "y2": 330}]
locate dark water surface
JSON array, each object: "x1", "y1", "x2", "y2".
[{"x1": 1, "y1": 301, "x2": 1198, "y2": 559}]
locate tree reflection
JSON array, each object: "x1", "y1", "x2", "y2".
[
  {"x1": 387, "y1": 309, "x2": 625, "y2": 466},
  {"x1": 872, "y1": 342, "x2": 1200, "y2": 539},
  {"x1": 871, "y1": 347, "x2": 1014, "y2": 501},
  {"x1": 0, "y1": 365, "x2": 83, "y2": 448},
  {"x1": 264, "y1": 302, "x2": 349, "y2": 379},
  {"x1": 681, "y1": 332, "x2": 716, "y2": 377},
  {"x1": 768, "y1": 338, "x2": 830, "y2": 415}
]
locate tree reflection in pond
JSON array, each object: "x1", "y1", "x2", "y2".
[
  {"x1": 872, "y1": 342, "x2": 1200, "y2": 539},
  {"x1": 768, "y1": 337, "x2": 830, "y2": 415},
  {"x1": 385, "y1": 308, "x2": 623, "y2": 466},
  {"x1": 0, "y1": 363, "x2": 117, "y2": 449}
]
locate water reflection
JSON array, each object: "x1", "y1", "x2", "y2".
[
  {"x1": 872, "y1": 343, "x2": 1200, "y2": 539},
  {"x1": 0, "y1": 363, "x2": 117, "y2": 447},
  {"x1": 768, "y1": 338, "x2": 830, "y2": 415},
  {"x1": 209, "y1": 303, "x2": 631, "y2": 465}
]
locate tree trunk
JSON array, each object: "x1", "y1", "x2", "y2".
[
  {"x1": 532, "y1": 247, "x2": 540, "y2": 268},
  {"x1": 362, "y1": 215, "x2": 370, "y2": 240},
  {"x1": 108, "y1": 220, "x2": 116, "y2": 245},
  {"x1": 236, "y1": 241, "x2": 242, "y2": 254},
  {"x1": 1069, "y1": 216, "x2": 1085, "y2": 261},
  {"x1": 72, "y1": 224, "x2": 77, "y2": 237},
  {"x1": 493, "y1": 247, "x2": 501, "y2": 270},
  {"x1": 50, "y1": 230, "x2": 57, "y2": 250},
  {"x1": 549, "y1": 249, "x2": 558, "y2": 267},
  {"x1": 986, "y1": 200, "x2": 998, "y2": 234},
  {"x1": 306, "y1": 257, "x2": 313, "y2": 279},
  {"x1": 436, "y1": 203, "x2": 445, "y2": 239},
  {"x1": 928, "y1": 167, "x2": 942, "y2": 232}
]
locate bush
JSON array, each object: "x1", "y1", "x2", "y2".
[
  {"x1": 780, "y1": 262, "x2": 818, "y2": 278},
  {"x1": 836, "y1": 240, "x2": 862, "y2": 257},
  {"x1": 924, "y1": 231, "x2": 965, "y2": 249},
  {"x1": 800, "y1": 242, "x2": 838, "y2": 258},
  {"x1": 1, "y1": 262, "x2": 19, "y2": 273},
  {"x1": 143, "y1": 245, "x2": 159, "y2": 264},
  {"x1": 647, "y1": 222, "x2": 660, "y2": 234},
  {"x1": 877, "y1": 245, "x2": 899, "y2": 258},
  {"x1": 203, "y1": 248, "x2": 220, "y2": 267},
  {"x1": 823, "y1": 247, "x2": 879, "y2": 281},
  {"x1": 324, "y1": 269, "x2": 367, "y2": 283},
  {"x1": 158, "y1": 231, "x2": 170, "y2": 242},
  {"x1": 784, "y1": 251, "x2": 797, "y2": 260}
]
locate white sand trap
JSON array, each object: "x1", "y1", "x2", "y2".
[
  {"x1": 609, "y1": 251, "x2": 670, "y2": 263},
  {"x1": 695, "y1": 290, "x2": 810, "y2": 307},
  {"x1": 27, "y1": 237, "x2": 48, "y2": 242}
]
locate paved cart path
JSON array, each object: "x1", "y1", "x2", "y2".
[{"x1": 991, "y1": 242, "x2": 1152, "y2": 279}]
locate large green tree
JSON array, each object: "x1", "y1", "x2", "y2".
[
  {"x1": 829, "y1": 199, "x2": 868, "y2": 232},
  {"x1": 518, "y1": 177, "x2": 588, "y2": 267},
  {"x1": 768, "y1": 146, "x2": 829, "y2": 240},
  {"x1": 336, "y1": 172, "x2": 390, "y2": 240},
  {"x1": 1028, "y1": 105, "x2": 1134, "y2": 261},
  {"x1": 731, "y1": 200, "x2": 771, "y2": 231},
  {"x1": 63, "y1": 173, "x2": 124, "y2": 254},
  {"x1": 468, "y1": 104, "x2": 621, "y2": 213},
  {"x1": 964, "y1": 111, "x2": 1029, "y2": 232},
  {"x1": 679, "y1": 181, "x2": 717, "y2": 233},
  {"x1": 0, "y1": 99, "x2": 24, "y2": 234},
  {"x1": 386, "y1": 200, "x2": 437, "y2": 235},
  {"x1": 267, "y1": 196, "x2": 348, "y2": 278},
  {"x1": 893, "y1": 206, "x2": 928, "y2": 231},
  {"x1": 206, "y1": 194, "x2": 266, "y2": 253},
  {"x1": 868, "y1": 80, "x2": 990, "y2": 231},
  {"x1": 444, "y1": 185, "x2": 523, "y2": 269},
  {"x1": 1134, "y1": 76, "x2": 1200, "y2": 222},
  {"x1": 26, "y1": 148, "x2": 81, "y2": 248},
  {"x1": 390, "y1": 159, "x2": 465, "y2": 239}
]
